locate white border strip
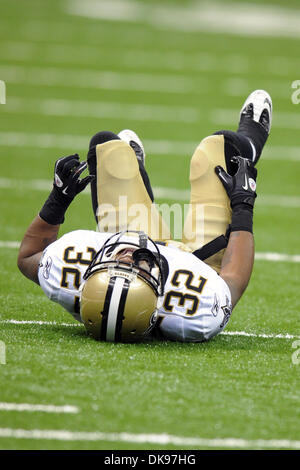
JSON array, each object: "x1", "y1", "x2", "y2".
[
  {"x1": 0, "y1": 427, "x2": 298, "y2": 449},
  {"x1": 0, "y1": 403, "x2": 79, "y2": 414},
  {"x1": 1, "y1": 320, "x2": 299, "y2": 340}
]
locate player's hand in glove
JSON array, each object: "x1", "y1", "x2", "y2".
[
  {"x1": 39, "y1": 154, "x2": 94, "y2": 225},
  {"x1": 215, "y1": 156, "x2": 257, "y2": 209},
  {"x1": 53, "y1": 154, "x2": 93, "y2": 200},
  {"x1": 215, "y1": 156, "x2": 257, "y2": 233}
]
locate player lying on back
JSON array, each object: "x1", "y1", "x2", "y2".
[{"x1": 17, "y1": 90, "x2": 272, "y2": 342}]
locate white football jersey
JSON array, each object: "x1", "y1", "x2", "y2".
[{"x1": 38, "y1": 230, "x2": 232, "y2": 342}]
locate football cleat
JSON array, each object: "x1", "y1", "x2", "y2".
[
  {"x1": 237, "y1": 89, "x2": 272, "y2": 164},
  {"x1": 118, "y1": 129, "x2": 146, "y2": 165},
  {"x1": 239, "y1": 89, "x2": 272, "y2": 135},
  {"x1": 80, "y1": 231, "x2": 166, "y2": 343}
]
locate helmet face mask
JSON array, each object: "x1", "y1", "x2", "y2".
[{"x1": 80, "y1": 231, "x2": 165, "y2": 343}]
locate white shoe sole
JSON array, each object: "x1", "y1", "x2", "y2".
[
  {"x1": 240, "y1": 89, "x2": 272, "y2": 133},
  {"x1": 118, "y1": 129, "x2": 146, "y2": 162}
]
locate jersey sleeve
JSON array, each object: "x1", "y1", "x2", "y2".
[{"x1": 38, "y1": 230, "x2": 108, "y2": 322}]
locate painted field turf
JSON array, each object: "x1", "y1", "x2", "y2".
[{"x1": 0, "y1": 0, "x2": 299, "y2": 451}]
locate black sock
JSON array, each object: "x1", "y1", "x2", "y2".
[
  {"x1": 214, "y1": 130, "x2": 255, "y2": 175},
  {"x1": 237, "y1": 117, "x2": 268, "y2": 165}
]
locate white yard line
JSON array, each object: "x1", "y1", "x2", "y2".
[
  {"x1": 67, "y1": 0, "x2": 300, "y2": 40},
  {"x1": 0, "y1": 319, "x2": 80, "y2": 326},
  {"x1": 0, "y1": 63, "x2": 295, "y2": 100},
  {"x1": 1, "y1": 96, "x2": 201, "y2": 124},
  {"x1": 3, "y1": 240, "x2": 300, "y2": 262},
  {"x1": 0, "y1": 41, "x2": 248, "y2": 73},
  {"x1": 0, "y1": 241, "x2": 20, "y2": 249},
  {"x1": 1, "y1": 320, "x2": 299, "y2": 340},
  {"x1": 0, "y1": 403, "x2": 79, "y2": 414},
  {"x1": 3, "y1": 95, "x2": 300, "y2": 129},
  {"x1": 1, "y1": 131, "x2": 299, "y2": 163},
  {"x1": 0, "y1": 64, "x2": 200, "y2": 95},
  {"x1": 0, "y1": 427, "x2": 299, "y2": 449},
  {"x1": 1, "y1": 176, "x2": 300, "y2": 208},
  {"x1": 223, "y1": 77, "x2": 290, "y2": 100},
  {"x1": 212, "y1": 108, "x2": 300, "y2": 130},
  {"x1": 221, "y1": 331, "x2": 299, "y2": 340},
  {"x1": 255, "y1": 252, "x2": 300, "y2": 263},
  {"x1": 0, "y1": 40, "x2": 297, "y2": 78}
]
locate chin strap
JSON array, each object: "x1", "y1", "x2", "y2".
[{"x1": 192, "y1": 226, "x2": 231, "y2": 261}]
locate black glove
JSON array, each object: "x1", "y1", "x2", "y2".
[
  {"x1": 215, "y1": 156, "x2": 257, "y2": 233},
  {"x1": 39, "y1": 154, "x2": 94, "y2": 225}
]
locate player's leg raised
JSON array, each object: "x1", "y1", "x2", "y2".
[
  {"x1": 87, "y1": 131, "x2": 171, "y2": 240},
  {"x1": 182, "y1": 134, "x2": 231, "y2": 273}
]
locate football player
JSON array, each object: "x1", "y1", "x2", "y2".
[{"x1": 17, "y1": 90, "x2": 272, "y2": 343}]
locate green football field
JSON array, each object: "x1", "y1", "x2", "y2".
[{"x1": 0, "y1": 0, "x2": 299, "y2": 451}]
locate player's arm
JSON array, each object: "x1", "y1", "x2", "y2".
[
  {"x1": 215, "y1": 156, "x2": 257, "y2": 307},
  {"x1": 17, "y1": 154, "x2": 94, "y2": 285},
  {"x1": 17, "y1": 216, "x2": 59, "y2": 284}
]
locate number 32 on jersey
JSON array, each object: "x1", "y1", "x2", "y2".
[{"x1": 163, "y1": 269, "x2": 207, "y2": 316}]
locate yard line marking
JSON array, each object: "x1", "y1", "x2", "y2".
[
  {"x1": 0, "y1": 403, "x2": 79, "y2": 414},
  {"x1": 223, "y1": 77, "x2": 290, "y2": 100},
  {"x1": 2, "y1": 96, "x2": 201, "y2": 124},
  {"x1": 0, "y1": 64, "x2": 201, "y2": 95},
  {"x1": 1, "y1": 40, "x2": 297, "y2": 78},
  {"x1": 1, "y1": 176, "x2": 300, "y2": 208},
  {"x1": 4, "y1": 95, "x2": 300, "y2": 131},
  {"x1": 257, "y1": 195, "x2": 300, "y2": 208},
  {"x1": 0, "y1": 241, "x2": 20, "y2": 249},
  {"x1": 0, "y1": 320, "x2": 81, "y2": 326},
  {"x1": 263, "y1": 147, "x2": 300, "y2": 163},
  {"x1": 0, "y1": 63, "x2": 293, "y2": 101},
  {"x1": 1, "y1": 320, "x2": 299, "y2": 340},
  {"x1": 221, "y1": 331, "x2": 299, "y2": 340},
  {"x1": 3, "y1": 239, "x2": 300, "y2": 264},
  {"x1": 0, "y1": 132, "x2": 299, "y2": 162},
  {"x1": 0, "y1": 131, "x2": 89, "y2": 151},
  {"x1": 255, "y1": 252, "x2": 300, "y2": 263},
  {"x1": 68, "y1": 0, "x2": 300, "y2": 40},
  {"x1": 0, "y1": 427, "x2": 299, "y2": 449},
  {"x1": 212, "y1": 108, "x2": 300, "y2": 130},
  {"x1": 0, "y1": 41, "x2": 247, "y2": 74}
]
